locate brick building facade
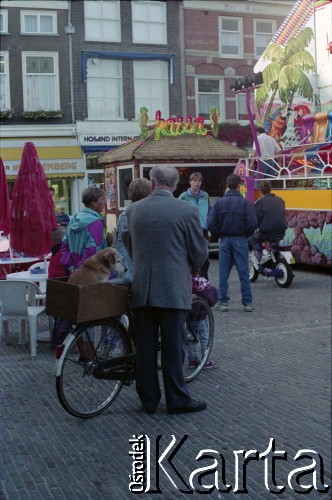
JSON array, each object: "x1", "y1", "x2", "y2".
[
  {"x1": 0, "y1": 0, "x2": 294, "y2": 216},
  {"x1": 182, "y1": 0, "x2": 292, "y2": 124}
]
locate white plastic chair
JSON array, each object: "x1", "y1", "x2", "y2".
[
  {"x1": 0, "y1": 280, "x2": 49, "y2": 357},
  {"x1": 28, "y1": 261, "x2": 49, "y2": 298}
]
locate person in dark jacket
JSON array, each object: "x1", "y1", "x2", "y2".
[
  {"x1": 207, "y1": 174, "x2": 257, "y2": 312},
  {"x1": 249, "y1": 180, "x2": 287, "y2": 264},
  {"x1": 56, "y1": 205, "x2": 70, "y2": 227}
]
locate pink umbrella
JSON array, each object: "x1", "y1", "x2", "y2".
[
  {"x1": 0, "y1": 156, "x2": 11, "y2": 236},
  {"x1": 10, "y1": 142, "x2": 56, "y2": 257}
]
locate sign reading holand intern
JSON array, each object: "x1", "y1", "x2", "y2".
[
  {"x1": 80, "y1": 134, "x2": 138, "y2": 146},
  {"x1": 128, "y1": 436, "x2": 330, "y2": 495}
]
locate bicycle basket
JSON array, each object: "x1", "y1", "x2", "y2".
[{"x1": 46, "y1": 277, "x2": 129, "y2": 323}]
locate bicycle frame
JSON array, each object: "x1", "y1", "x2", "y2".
[
  {"x1": 54, "y1": 315, "x2": 135, "y2": 377},
  {"x1": 249, "y1": 240, "x2": 295, "y2": 287},
  {"x1": 54, "y1": 296, "x2": 215, "y2": 418},
  {"x1": 92, "y1": 353, "x2": 136, "y2": 381}
]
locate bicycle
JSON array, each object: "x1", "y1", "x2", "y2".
[
  {"x1": 51, "y1": 287, "x2": 214, "y2": 419},
  {"x1": 249, "y1": 239, "x2": 295, "y2": 288}
]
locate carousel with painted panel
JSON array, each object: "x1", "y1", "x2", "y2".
[
  {"x1": 236, "y1": 105, "x2": 332, "y2": 269},
  {"x1": 234, "y1": 0, "x2": 332, "y2": 269}
]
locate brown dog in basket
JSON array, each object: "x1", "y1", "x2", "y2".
[{"x1": 68, "y1": 247, "x2": 126, "y2": 286}]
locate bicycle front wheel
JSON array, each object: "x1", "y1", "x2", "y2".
[
  {"x1": 183, "y1": 296, "x2": 215, "y2": 382},
  {"x1": 56, "y1": 319, "x2": 132, "y2": 418}
]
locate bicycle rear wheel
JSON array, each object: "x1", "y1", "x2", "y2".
[
  {"x1": 183, "y1": 296, "x2": 215, "y2": 382},
  {"x1": 56, "y1": 318, "x2": 132, "y2": 418}
]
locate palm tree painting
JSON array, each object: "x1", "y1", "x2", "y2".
[{"x1": 256, "y1": 27, "x2": 316, "y2": 122}]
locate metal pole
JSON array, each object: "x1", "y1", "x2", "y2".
[
  {"x1": 179, "y1": 2, "x2": 187, "y2": 118},
  {"x1": 66, "y1": 0, "x2": 75, "y2": 124},
  {"x1": 245, "y1": 88, "x2": 261, "y2": 157},
  {"x1": 245, "y1": 87, "x2": 261, "y2": 178}
]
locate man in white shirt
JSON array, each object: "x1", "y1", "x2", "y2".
[{"x1": 250, "y1": 127, "x2": 282, "y2": 178}]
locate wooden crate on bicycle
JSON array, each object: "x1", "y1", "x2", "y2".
[{"x1": 45, "y1": 277, "x2": 129, "y2": 323}]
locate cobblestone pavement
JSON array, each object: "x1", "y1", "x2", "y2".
[{"x1": 1, "y1": 260, "x2": 331, "y2": 499}]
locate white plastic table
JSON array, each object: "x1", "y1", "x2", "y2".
[
  {"x1": 0, "y1": 256, "x2": 40, "y2": 275},
  {"x1": 0, "y1": 257, "x2": 39, "y2": 265}
]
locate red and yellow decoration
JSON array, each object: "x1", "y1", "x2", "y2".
[
  {"x1": 153, "y1": 112, "x2": 207, "y2": 140},
  {"x1": 138, "y1": 108, "x2": 222, "y2": 140}
]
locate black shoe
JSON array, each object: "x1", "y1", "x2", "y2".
[{"x1": 167, "y1": 400, "x2": 207, "y2": 414}]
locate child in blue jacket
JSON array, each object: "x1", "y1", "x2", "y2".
[{"x1": 187, "y1": 274, "x2": 218, "y2": 369}]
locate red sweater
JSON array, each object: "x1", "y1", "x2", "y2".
[{"x1": 48, "y1": 245, "x2": 69, "y2": 279}]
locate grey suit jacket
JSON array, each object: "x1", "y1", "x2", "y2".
[{"x1": 124, "y1": 189, "x2": 208, "y2": 309}]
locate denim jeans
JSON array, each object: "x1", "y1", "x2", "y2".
[
  {"x1": 254, "y1": 160, "x2": 276, "y2": 187},
  {"x1": 218, "y1": 236, "x2": 252, "y2": 306},
  {"x1": 260, "y1": 159, "x2": 276, "y2": 178},
  {"x1": 249, "y1": 232, "x2": 264, "y2": 252},
  {"x1": 187, "y1": 319, "x2": 209, "y2": 362}
]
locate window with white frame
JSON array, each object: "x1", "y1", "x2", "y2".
[
  {"x1": 0, "y1": 10, "x2": 8, "y2": 33},
  {"x1": 196, "y1": 79, "x2": 224, "y2": 120},
  {"x1": 0, "y1": 52, "x2": 10, "y2": 109},
  {"x1": 21, "y1": 11, "x2": 57, "y2": 34},
  {"x1": 219, "y1": 17, "x2": 243, "y2": 57},
  {"x1": 87, "y1": 58, "x2": 123, "y2": 120},
  {"x1": 254, "y1": 19, "x2": 275, "y2": 57},
  {"x1": 22, "y1": 52, "x2": 60, "y2": 111},
  {"x1": 84, "y1": 0, "x2": 121, "y2": 42},
  {"x1": 117, "y1": 166, "x2": 134, "y2": 209},
  {"x1": 132, "y1": 1, "x2": 167, "y2": 45},
  {"x1": 134, "y1": 60, "x2": 169, "y2": 119}
]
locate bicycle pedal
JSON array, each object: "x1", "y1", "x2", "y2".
[{"x1": 124, "y1": 378, "x2": 134, "y2": 386}]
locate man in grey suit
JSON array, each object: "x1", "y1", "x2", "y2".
[{"x1": 124, "y1": 165, "x2": 208, "y2": 414}]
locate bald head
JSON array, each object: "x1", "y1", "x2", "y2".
[{"x1": 149, "y1": 165, "x2": 180, "y2": 192}]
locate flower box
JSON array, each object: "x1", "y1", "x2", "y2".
[
  {"x1": 21, "y1": 109, "x2": 64, "y2": 120},
  {"x1": 0, "y1": 108, "x2": 14, "y2": 119}
]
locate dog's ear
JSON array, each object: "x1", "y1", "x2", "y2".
[{"x1": 102, "y1": 248, "x2": 116, "y2": 265}]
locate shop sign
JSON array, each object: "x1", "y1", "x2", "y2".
[
  {"x1": 80, "y1": 135, "x2": 138, "y2": 146},
  {"x1": 187, "y1": 1, "x2": 283, "y2": 15},
  {"x1": 3, "y1": 158, "x2": 85, "y2": 176},
  {"x1": 220, "y1": 2, "x2": 268, "y2": 13}
]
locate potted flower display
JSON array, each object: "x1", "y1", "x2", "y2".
[
  {"x1": 21, "y1": 109, "x2": 64, "y2": 120},
  {"x1": 0, "y1": 108, "x2": 15, "y2": 119}
]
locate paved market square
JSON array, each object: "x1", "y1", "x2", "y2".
[{"x1": 1, "y1": 260, "x2": 331, "y2": 499}]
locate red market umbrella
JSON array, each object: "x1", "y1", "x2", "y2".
[
  {"x1": 0, "y1": 156, "x2": 11, "y2": 236},
  {"x1": 10, "y1": 142, "x2": 56, "y2": 257}
]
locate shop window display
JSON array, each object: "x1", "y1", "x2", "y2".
[{"x1": 49, "y1": 179, "x2": 71, "y2": 215}]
